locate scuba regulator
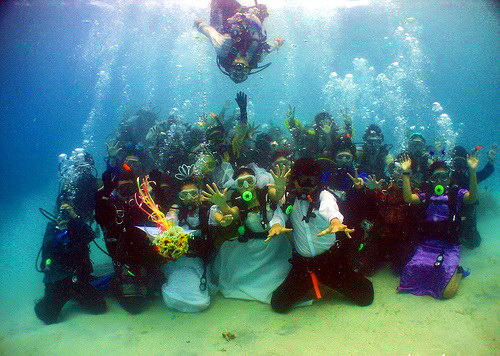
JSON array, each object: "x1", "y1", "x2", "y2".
[
  {"x1": 283, "y1": 204, "x2": 293, "y2": 215},
  {"x1": 241, "y1": 190, "x2": 253, "y2": 202},
  {"x1": 434, "y1": 185, "x2": 445, "y2": 195}
]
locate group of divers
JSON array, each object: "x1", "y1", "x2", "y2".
[{"x1": 34, "y1": 0, "x2": 497, "y2": 325}]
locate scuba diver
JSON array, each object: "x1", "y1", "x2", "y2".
[
  {"x1": 401, "y1": 132, "x2": 433, "y2": 188},
  {"x1": 195, "y1": 0, "x2": 284, "y2": 83},
  {"x1": 265, "y1": 158, "x2": 373, "y2": 313},
  {"x1": 35, "y1": 203, "x2": 107, "y2": 324},
  {"x1": 357, "y1": 124, "x2": 394, "y2": 180},
  {"x1": 57, "y1": 148, "x2": 99, "y2": 223},
  {"x1": 313, "y1": 111, "x2": 340, "y2": 157},
  {"x1": 351, "y1": 163, "x2": 416, "y2": 276},
  {"x1": 325, "y1": 136, "x2": 381, "y2": 275},
  {"x1": 203, "y1": 166, "x2": 292, "y2": 303},
  {"x1": 450, "y1": 144, "x2": 496, "y2": 249},
  {"x1": 161, "y1": 178, "x2": 214, "y2": 312},
  {"x1": 95, "y1": 170, "x2": 163, "y2": 314},
  {"x1": 325, "y1": 136, "x2": 359, "y2": 198},
  {"x1": 399, "y1": 154, "x2": 479, "y2": 299}
]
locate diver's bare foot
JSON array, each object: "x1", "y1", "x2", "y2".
[{"x1": 442, "y1": 269, "x2": 462, "y2": 299}]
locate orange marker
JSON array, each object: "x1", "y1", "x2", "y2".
[{"x1": 309, "y1": 271, "x2": 322, "y2": 299}]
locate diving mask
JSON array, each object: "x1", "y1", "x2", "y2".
[
  {"x1": 123, "y1": 156, "x2": 141, "y2": 172},
  {"x1": 409, "y1": 140, "x2": 425, "y2": 151},
  {"x1": 229, "y1": 61, "x2": 250, "y2": 83},
  {"x1": 273, "y1": 158, "x2": 291, "y2": 170},
  {"x1": 429, "y1": 172, "x2": 449, "y2": 184},
  {"x1": 179, "y1": 189, "x2": 199, "y2": 201},
  {"x1": 335, "y1": 152, "x2": 353, "y2": 164},
  {"x1": 235, "y1": 175, "x2": 257, "y2": 189},
  {"x1": 233, "y1": 62, "x2": 249, "y2": 72},
  {"x1": 297, "y1": 176, "x2": 320, "y2": 188},
  {"x1": 365, "y1": 138, "x2": 382, "y2": 147}
]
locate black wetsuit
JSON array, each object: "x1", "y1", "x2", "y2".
[
  {"x1": 451, "y1": 162, "x2": 495, "y2": 249},
  {"x1": 271, "y1": 247, "x2": 374, "y2": 314},
  {"x1": 95, "y1": 191, "x2": 163, "y2": 314},
  {"x1": 34, "y1": 219, "x2": 106, "y2": 324}
]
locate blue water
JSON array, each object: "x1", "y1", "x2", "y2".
[{"x1": 0, "y1": 0, "x2": 498, "y2": 352}]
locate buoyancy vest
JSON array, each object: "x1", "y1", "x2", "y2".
[
  {"x1": 231, "y1": 188, "x2": 271, "y2": 241},
  {"x1": 98, "y1": 194, "x2": 160, "y2": 265},
  {"x1": 281, "y1": 188, "x2": 323, "y2": 224},
  {"x1": 217, "y1": 8, "x2": 271, "y2": 74},
  {"x1": 418, "y1": 186, "x2": 463, "y2": 244}
]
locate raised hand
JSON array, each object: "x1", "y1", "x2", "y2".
[
  {"x1": 146, "y1": 126, "x2": 159, "y2": 141},
  {"x1": 347, "y1": 170, "x2": 364, "y2": 189},
  {"x1": 194, "y1": 19, "x2": 203, "y2": 28},
  {"x1": 274, "y1": 37, "x2": 285, "y2": 47},
  {"x1": 268, "y1": 164, "x2": 290, "y2": 192},
  {"x1": 60, "y1": 203, "x2": 78, "y2": 219},
  {"x1": 265, "y1": 224, "x2": 293, "y2": 242},
  {"x1": 106, "y1": 141, "x2": 122, "y2": 158},
  {"x1": 235, "y1": 92, "x2": 247, "y2": 111},
  {"x1": 202, "y1": 183, "x2": 228, "y2": 207},
  {"x1": 321, "y1": 122, "x2": 332, "y2": 134},
  {"x1": 467, "y1": 154, "x2": 479, "y2": 171},
  {"x1": 400, "y1": 154, "x2": 412, "y2": 173},
  {"x1": 365, "y1": 174, "x2": 384, "y2": 190}
]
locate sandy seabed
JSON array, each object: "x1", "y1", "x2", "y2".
[{"x1": 1, "y1": 216, "x2": 498, "y2": 356}]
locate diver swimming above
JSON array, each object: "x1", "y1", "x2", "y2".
[{"x1": 195, "y1": 0, "x2": 284, "y2": 83}]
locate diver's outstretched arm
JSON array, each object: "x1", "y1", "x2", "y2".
[
  {"x1": 194, "y1": 19, "x2": 228, "y2": 51},
  {"x1": 400, "y1": 154, "x2": 420, "y2": 204},
  {"x1": 463, "y1": 154, "x2": 478, "y2": 205},
  {"x1": 265, "y1": 37, "x2": 285, "y2": 54}
]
